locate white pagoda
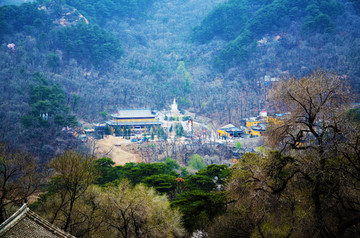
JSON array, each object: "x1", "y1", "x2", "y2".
[{"x1": 171, "y1": 98, "x2": 180, "y2": 116}]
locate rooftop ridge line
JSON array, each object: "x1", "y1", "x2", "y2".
[
  {"x1": 0, "y1": 203, "x2": 75, "y2": 238},
  {"x1": 0, "y1": 203, "x2": 28, "y2": 233}
]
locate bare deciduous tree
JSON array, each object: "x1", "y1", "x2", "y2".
[
  {"x1": 265, "y1": 70, "x2": 358, "y2": 237},
  {"x1": 39, "y1": 150, "x2": 96, "y2": 232},
  {"x1": 267, "y1": 70, "x2": 352, "y2": 156},
  {"x1": 0, "y1": 143, "x2": 41, "y2": 223}
]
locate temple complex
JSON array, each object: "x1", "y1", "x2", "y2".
[{"x1": 106, "y1": 109, "x2": 161, "y2": 135}]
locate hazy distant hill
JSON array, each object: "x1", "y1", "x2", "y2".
[{"x1": 0, "y1": 0, "x2": 34, "y2": 6}]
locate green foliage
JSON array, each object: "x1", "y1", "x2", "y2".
[
  {"x1": 20, "y1": 115, "x2": 36, "y2": 129},
  {"x1": 215, "y1": 30, "x2": 253, "y2": 70},
  {"x1": 188, "y1": 154, "x2": 206, "y2": 170},
  {"x1": 184, "y1": 174, "x2": 216, "y2": 192},
  {"x1": 55, "y1": 22, "x2": 123, "y2": 67},
  {"x1": 302, "y1": 13, "x2": 334, "y2": 33},
  {"x1": 142, "y1": 174, "x2": 177, "y2": 193},
  {"x1": 104, "y1": 125, "x2": 112, "y2": 135},
  {"x1": 171, "y1": 190, "x2": 226, "y2": 232},
  {"x1": 192, "y1": 0, "x2": 250, "y2": 43},
  {"x1": 197, "y1": 164, "x2": 230, "y2": 185},
  {"x1": 257, "y1": 145, "x2": 266, "y2": 155},
  {"x1": 194, "y1": 0, "x2": 344, "y2": 70},
  {"x1": 345, "y1": 107, "x2": 360, "y2": 123},
  {"x1": 65, "y1": 115, "x2": 78, "y2": 127},
  {"x1": 46, "y1": 53, "x2": 60, "y2": 71},
  {"x1": 87, "y1": 181, "x2": 184, "y2": 237},
  {"x1": 124, "y1": 162, "x2": 178, "y2": 184},
  {"x1": 175, "y1": 123, "x2": 184, "y2": 137},
  {"x1": 21, "y1": 73, "x2": 77, "y2": 128},
  {"x1": 63, "y1": 0, "x2": 156, "y2": 25},
  {"x1": 180, "y1": 167, "x2": 189, "y2": 177},
  {"x1": 157, "y1": 127, "x2": 167, "y2": 140},
  {"x1": 94, "y1": 162, "x2": 180, "y2": 186},
  {"x1": 70, "y1": 94, "x2": 80, "y2": 111},
  {"x1": 99, "y1": 110, "x2": 108, "y2": 119},
  {"x1": 182, "y1": 116, "x2": 191, "y2": 121},
  {"x1": 248, "y1": 2, "x2": 287, "y2": 35},
  {"x1": 235, "y1": 141, "x2": 242, "y2": 150},
  {"x1": 350, "y1": 0, "x2": 360, "y2": 14},
  {"x1": 176, "y1": 61, "x2": 192, "y2": 95},
  {"x1": 151, "y1": 131, "x2": 155, "y2": 140},
  {"x1": 0, "y1": 3, "x2": 53, "y2": 37},
  {"x1": 35, "y1": 159, "x2": 184, "y2": 237},
  {"x1": 165, "y1": 157, "x2": 180, "y2": 170},
  {"x1": 93, "y1": 158, "x2": 117, "y2": 185},
  {"x1": 0, "y1": 1, "x2": 126, "y2": 69}
]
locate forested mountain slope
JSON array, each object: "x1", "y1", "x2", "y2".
[
  {"x1": 192, "y1": 0, "x2": 360, "y2": 88},
  {"x1": 0, "y1": 0, "x2": 359, "y2": 158},
  {"x1": 193, "y1": 0, "x2": 345, "y2": 68},
  {"x1": 0, "y1": 0, "x2": 224, "y2": 158}
]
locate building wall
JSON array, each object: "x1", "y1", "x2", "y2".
[
  {"x1": 266, "y1": 116, "x2": 284, "y2": 125},
  {"x1": 217, "y1": 129, "x2": 230, "y2": 138},
  {"x1": 245, "y1": 128, "x2": 262, "y2": 136},
  {"x1": 250, "y1": 129, "x2": 262, "y2": 137},
  {"x1": 113, "y1": 118, "x2": 156, "y2": 123},
  {"x1": 246, "y1": 121, "x2": 260, "y2": 127}
]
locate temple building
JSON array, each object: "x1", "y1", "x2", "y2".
[
  {"x1": 0, "y1": 204, "x2": 74, "y2": 237},
  {"x1": 106, "y1": 109, "x2": 162, "y2": 136},
  {"x1": 217, "y1": 124, "x2": 244, "y2": 138}
]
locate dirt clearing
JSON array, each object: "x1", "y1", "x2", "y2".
[{"x1": 94, "y1": 135, "x2": 141, "y2": 165}]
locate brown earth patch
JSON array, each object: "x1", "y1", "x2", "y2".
[{"x1": 94, "y1": 136, "x2": 142, "y2": 165}]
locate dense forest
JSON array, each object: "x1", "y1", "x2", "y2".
[
  {"x1": 0, "y1": 0, "x2": 360, "y2": 237},
  {"x1": 193, "y1": 0, "x2": 346, "y2": 68},
  {"x1": 0, "y1": 0, "x2": 359, "y2": 154},
  {"x1": 1, "y1": 1, "x2": 360, "y2": 236},
  {"x1": 1, "y1": 0, "x2": 360, "y2": 158},
  {"x1": 1, "y1": 71, "x2": 360, "y2": 237}
]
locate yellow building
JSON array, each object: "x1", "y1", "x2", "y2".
[
  {"x1": 245, "y1": 118, "x2": 266, "y2": 137},
  {"x1": 106, "y1": 109, "x2": 161, "y2": 136},
  {"x1": 267, "y1": 116, "x2": 284, "y2": 125},
  {"x1": 217, "y1": 129, "x2": 230, "y2": 138},
  {"x1": 266, "y1": 113, "x2": 290, "y2": 126},
  {"x1": 217, "y1": 124, "x2": 244, "y2": 138},
  {"x1": 246, "y1": 120, "x2": 260, "y2": 128}
]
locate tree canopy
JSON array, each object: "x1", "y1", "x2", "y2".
[
  {"x1": 267, "y1": 70, "x2": 352, "y2": 155},
  {"x1": 192, "y1": 0, "x2": 344, "y2": 70}
]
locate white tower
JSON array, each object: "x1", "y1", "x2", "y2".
[{"x1": 171, "y1": 98, "x2": 179, "y2": 116}]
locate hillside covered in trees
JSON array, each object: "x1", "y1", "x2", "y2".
[
  {"x1": 1, "y1": 0, "x2": 360, "y2": 157},
  {"x1": 1, "y1": 71, "x2": 360, "y2": 237},
  {"x1": 1, "y1": 0, "x2": 360, "y2": 236}
]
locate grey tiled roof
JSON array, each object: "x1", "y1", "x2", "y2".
[
  {"x1": 111, "y1": 109, "x2": 155, "y2": 119},
  {"x1": 251, "y1": 123, "x2": 266, "y2": 131},
  {"x1": 0, "y1": 204, "x2": 75, "y2": 238},
  {"x1": 219, "y1": 124, "x2": 236, "y2": 129},
  {"x1": 219, "y1": 125, "x2": 244, "y2": 133},
  {"x1": 106, "y1": 120, "x2": 162, "y2": 126}
]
